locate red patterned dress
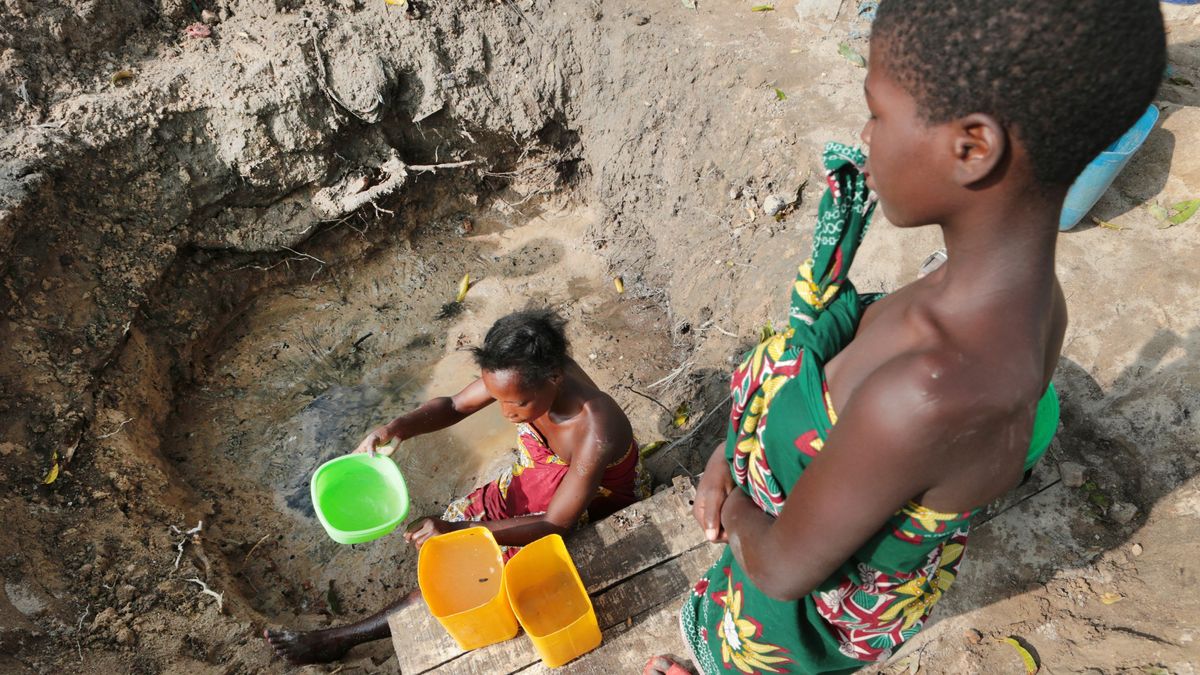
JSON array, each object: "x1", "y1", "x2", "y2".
[{"x1": 443, "y1": 422, "x2": 651, "y2": 559}]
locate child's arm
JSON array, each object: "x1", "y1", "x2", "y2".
[
  {"x1": 720, "y1": 352, "x2": 1007, "y2": 601},
  {"x1": 351, "y1": 378, "x2": 495, "y2": 455}
]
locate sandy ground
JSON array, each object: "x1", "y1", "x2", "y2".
[{"x1": 2, "y1": 1, "x2": 1200, "y2": 673}]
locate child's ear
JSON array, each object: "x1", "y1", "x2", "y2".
[{"x1": 951, "y1": 113, "x2": 1007, "y2": 186}]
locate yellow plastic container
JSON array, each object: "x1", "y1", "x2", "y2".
[
  {"x1": 504, "y1": 534, "x2": 602, "y2": 668},
  {"x1": 417, "y1": 527, "x2": 519, "y2": 650}
]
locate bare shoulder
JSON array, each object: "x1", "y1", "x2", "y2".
[
  {"x1": 839, "y1": 349, "x2": 1020, "y2": 463},
  {"x1": 576, "y1": 387, "x2": 635, "y2": 462}
]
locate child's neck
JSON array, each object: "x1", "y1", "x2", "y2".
[{"x1": 935, "y1": 189, "x2": 1063, "y2": 298}]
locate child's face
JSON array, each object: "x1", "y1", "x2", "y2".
[{"x1": 860, "y1": 46, "x2": 955, "y2": 227}]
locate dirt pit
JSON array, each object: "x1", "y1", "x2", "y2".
[
  {"x1": 166, "y1": 204, "x2": 676, "y2": 625},
  {"x1": 3, "y1": 1, "x2": 1200, "y2": 673}
]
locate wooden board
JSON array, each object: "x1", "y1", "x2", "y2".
[
  {"x1": 516, "y1": 598, "x2": 696, "y2": 675},
  {"x1": 388, "y1": 477, "x2": 713, "y2": 674}
]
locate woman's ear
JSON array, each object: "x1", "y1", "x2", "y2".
[{"x1": 951, "y1": 113, "x2": 1007, "y2": 187}]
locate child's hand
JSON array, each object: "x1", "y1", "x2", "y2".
[
  {"x1": 403, "y1": 517, "x2": 460, "y2": 548},
  {"x1": 693, "y1": 442, "x2": 734, "y2": 543},
  {"x1": 352, "y1": 425, "x2": 397, "y2": 457}
]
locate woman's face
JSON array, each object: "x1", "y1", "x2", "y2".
[{"x1": 481, "y1": 369, "x2": 559, "y2": 424}]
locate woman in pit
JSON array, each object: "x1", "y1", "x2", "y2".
[{"x1": 265, "y1": 308, "x2": 650, "y2": 664}]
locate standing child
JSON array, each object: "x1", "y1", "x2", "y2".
[{"x1": 647, "y1": 1, "x2": 1165, "y2": 673}]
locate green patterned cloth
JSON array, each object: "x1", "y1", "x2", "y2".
[{"x1": 680, "y1": 143, "x2": 1058, "y2": 674}]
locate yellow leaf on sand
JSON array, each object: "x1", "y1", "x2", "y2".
[
  {"x1": 673, "y1": 403, "x2": 690, "y2": 428},
  {"x1": 639, "y1": 440, "x2": 667, "y2": 459},
  {"x1": 455, "y1": 273, "x2": 470, "y2": 303},
  {"x1": 1001, "y1": 637, "x2": 1039, "y2": 674},
  {"x1": 42, "y1": 451, "x2": 60, "y2": 485},
  {"x1": 385, "y1": 0, "x2": 407, "y2": 5},
  {"x1": 614, "y1": 276, "x2": 625, "y2": 294},
  {"x1": 1091, "y1": 216, "x2": 1126, "y2": 232},
  {"x1": 1100, "y1": 592, "x2": 1124, "y2": 605}
]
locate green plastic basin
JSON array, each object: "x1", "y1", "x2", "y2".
[{"x1": 311, "y1": 454, "x2": 410, "y2": 545}]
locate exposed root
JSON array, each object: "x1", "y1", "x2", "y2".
[
  {"x1": 95, "y1": 417, "x2": 134, "y2": 439},
  {"x1": 75, "y1": 604, "x2": 90, "y2": 662},
  {"x1": 310, "y1": 153, "x2": 476, "y2": 220},
  {"x1": 171, "y1": 521, "x2": 204, "y2": 570},
  {"x1": 186, "y1": 578, "x2": 224, "y2": 613}
]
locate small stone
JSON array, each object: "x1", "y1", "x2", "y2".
[
  {"x1": 200, "y1": 9, "x2": 219, "y2": 23},
  {"x1": 1109, "y1": 501, "x2": 1138, "y2": 525},
  {"x1": 115, "y1": 627, "x2": 136, "y2": 646},
  {"x1": 91, "y1": 607, "x2": 117, "y2": 630},
  {"x1": 0, "y1": 442, "x2": 15, "y2": 456},
  {"x1": 116, "y1": 584, "x2": 136, "y2": 605},
  {"x1": 964, "y1": 628, "x2": 983, "y2": 644},
  {"x1": 762, "y1": 195, "x2": 788, "y2": 216},
  {"x1": 1130, "y1": 543, "x2": 1144, "y2": 556},
  {"x1": 78, "y1": 564, "x2": 93, "y2": 576},
  {"x1": 728, "y1": 186, "x2": 743, "y2": 201},
  {"x1": 1058, "y1": 461, "x2": 1086, "y2": 488}
]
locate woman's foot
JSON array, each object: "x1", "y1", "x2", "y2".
[
  {"x1": 263, "y1": 627, "x2": 355, "y2": 665},
  {"x1": 644, "y1": 655, "x2": 695, "y2": 675}
]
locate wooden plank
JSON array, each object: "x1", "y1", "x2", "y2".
[
  {"x1": 517, "y1": 598, "x2": 695, "y2": 675},
  {"x1": 571, "y1": 477, "x2": 703, "y2": 594},
  {"x1": 387, "y1": 601, "x2": 460, "y2": 673},
  {"x1": 389, "y1": 478, "x2": 705, "y2": 673},
  {"x1": 592, "y1": 544, "x2": 718, "y2": 631},
  {"x1": 443, "y1": 544, "x2": 720, "y2": 674}
]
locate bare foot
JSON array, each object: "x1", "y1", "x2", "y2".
[
  {"x1": 643, "y1": 654, "x2": 695, "y2": 675},
  {"x1": 264, "y1": 627, "x2": 354, "y2": 665}
]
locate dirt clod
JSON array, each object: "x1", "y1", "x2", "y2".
[
  {"x1": 762, "y1": 195, "x2": 788, "y2": 216},
  {"x1": 1109, "y1": 501, "x2": 1139, "y2": 525},
  {"x1": 115, "y1": 626, "x2": 137, "y2": 646},
  {"x1": 1058, "y1": 461, "x2": 1086, "y2": 488}
]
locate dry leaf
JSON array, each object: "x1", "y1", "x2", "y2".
[
  {"x1": 838, "y1": 42, "x2": 867, "y2": 68},
  {"x1": 1091, "y1": 217, "x2": 1126, "y2": 232},
  {"x1": 385, "y1": 0, "x2": 408, "y2": 5},
  {"x1": 455, "y1": 273, "x2": 470, "y2": 302},
  {"x1": 614, "y1": 276, "x2": 625, "y2": 294},
  {"x1": 1001, "y1": 637, "x2": 1039, "y2": 674},
  {"x1": 110, "y1": 70, "x2": 134, "y2": 86},
  {"x1": 639, "y1": 440, "x2": 667, "y2": 459},
  {"x1": 1099, "y1": 592, "x2": 1124, "y2": 605},
  {"x1": 673, "y1": 403, "x2": 690, "y2": 428},
  {"x1": 42, "y1": 450, "x2": 60, "y2": 485}
]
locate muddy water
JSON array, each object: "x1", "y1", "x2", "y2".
[{"x1": 162, "y1": 204, "x2": 670, "y2": 622}]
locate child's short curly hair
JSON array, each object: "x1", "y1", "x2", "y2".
[
  {"x1": 472, "y1": 309, "x2": 569, "y2": 387},
  {"x1": 873, "y1": 0, "x2": 1166, "y2": 185}
]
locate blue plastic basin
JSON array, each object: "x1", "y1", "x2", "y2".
[{"x1": 1059, "y1": 104, "x2": 1159, "y2": 231}]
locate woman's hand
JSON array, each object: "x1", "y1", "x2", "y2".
[
  {"x1": 352, "y1": 424, "x2": 398, "y2": 457},
  {"x1": 693, "y1": 442, "x2": 735, "y2": 543},
  {"x1": 402, "y1": 517, "x2": 462, "y2": 549}
]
